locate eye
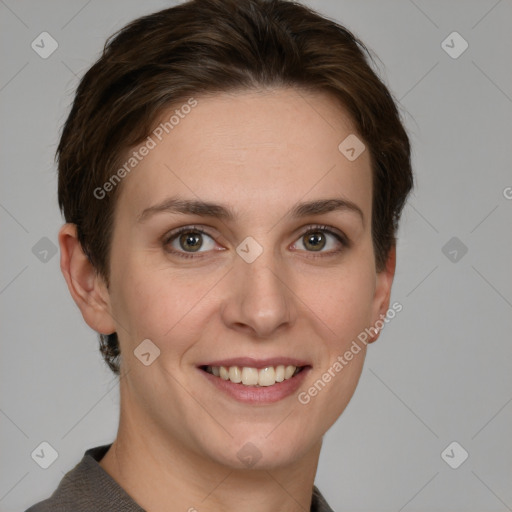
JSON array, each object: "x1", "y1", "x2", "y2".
[
  {"x1": 163, "y1": 226, "x2": 219, "y2": 259},
  {"x1": 163, "y1": 224, "x2": 348, "y2": 260},
  {"x1": 291, "y1": 224, "x2": 348, "y2": 257}
]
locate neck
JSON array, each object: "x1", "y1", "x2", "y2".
[{"x1": 99, "y1": 380, "x2": 322, "y2": 512}]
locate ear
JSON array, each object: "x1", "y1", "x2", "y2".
[
  {"x1": 58, "y1": 223, "x2": 116, "y2": 335},
  {"x1": 368, "y1": 244, "x2": 396, "y2": 343}
]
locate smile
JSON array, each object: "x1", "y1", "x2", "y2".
[{"x1": 201, "y1": 364, "x2": 304, "y2": 387}]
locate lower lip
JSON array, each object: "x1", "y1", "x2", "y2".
[{"x1": 198, "y1": 367, "x2": 311, "y2": 404}]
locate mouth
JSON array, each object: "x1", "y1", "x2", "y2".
[
  {"x1": 196, "y1": 357, "x2": 312, "y2": 404},
  {"x1": 199, "y1": 364, "x2": 307, "y2": 387}
]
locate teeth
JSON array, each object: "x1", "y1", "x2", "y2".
[
  {"x1": 205, "y1": 364, "x2": 301, "y2": 387},
  {"x1": 275, "y1": 365, "x2": 285, "y2": 382},
  {"x1": 228, "y1": 366, "x2": 242, "y2": 383},
  {"x1": 258, "y1": 367, "x2": 275, "y2": 387},
  {"x1": 241, "y1": 367, "x2": 259, "y2": 385},
  {"x1": 284, "y1": 365, "x2": 296, "y2": 379}
]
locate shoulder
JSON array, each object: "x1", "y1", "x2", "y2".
[
  {"x1": 24, "y1": 498, "x2": 58, "y2": 512},
  {"x1": 312, "y1": 485, "x2": 336, "y2": 512},
  {"x1": 23, "y1": 444, "x2": 133, "y2": 512}
]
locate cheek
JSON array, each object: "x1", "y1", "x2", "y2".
[
  {"x1": 110, "y1": 259, "x2": 221, "y2": 348},
  {"x1": 298, "y1": 264, "x2": 376, "y2": 346},
  {"x1": 295, "y1": 269, "x2": 374, "y2": 430}
]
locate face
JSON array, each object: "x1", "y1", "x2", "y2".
[{"x1": 100, "y1": 87, "x2": 393, "y2": 470}]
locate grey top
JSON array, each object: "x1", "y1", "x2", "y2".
[{"x1": 25, "y1": 444, "x2": 335, "y2": 512}]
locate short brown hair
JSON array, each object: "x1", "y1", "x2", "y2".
[{"x1": 57, "y1": 0, "x2": 413, "y2": 375}]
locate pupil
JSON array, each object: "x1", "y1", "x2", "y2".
[
  {"x1": 306, "y1": 232, "x2": 325, "y2": 251},
  {"x1": 180, "y1": 232, "x2": 201, "y2": 252}
]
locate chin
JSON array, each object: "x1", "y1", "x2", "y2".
[{"x1": 203, "y1": 430, "x2": 316, "y2": 471}]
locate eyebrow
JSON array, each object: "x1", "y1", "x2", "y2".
[{"x1": 137, "y1": 196, "x2": 364, "y2": 224}]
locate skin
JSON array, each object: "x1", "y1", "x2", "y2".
[{"x1": 59, "y1": 87, "x2": 395, "y2": 512}]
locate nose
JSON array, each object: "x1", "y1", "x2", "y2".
[{"x1": 220, "y1": 247, "x2": 296, "y2": 339}]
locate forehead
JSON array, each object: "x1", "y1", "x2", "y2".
[{"x1": 115, "y1": 87, "x2": 372, "y2": 224}]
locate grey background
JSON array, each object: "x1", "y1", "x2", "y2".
[{"x1": 1, "y1": 0, "x2": 511, "y2": 511}]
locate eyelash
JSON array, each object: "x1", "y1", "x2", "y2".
[{"x1": 163, "y1": 224, "x2": 349, "y2": 260}]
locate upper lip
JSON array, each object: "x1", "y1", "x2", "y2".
[{"x1": 198, "y1": 357, "x2": 311, "y2": 369}]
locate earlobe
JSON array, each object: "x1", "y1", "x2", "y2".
[
  {"x1": 58, "y1": 223, "x2": 116, "y2": 335},
  {"x1": 368, "y1": 244, "x2": 396, "y2": 343}
]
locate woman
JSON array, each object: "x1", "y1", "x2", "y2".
[{"x1": 26, "y1": 0, "x2": 413, "y2": 510}]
